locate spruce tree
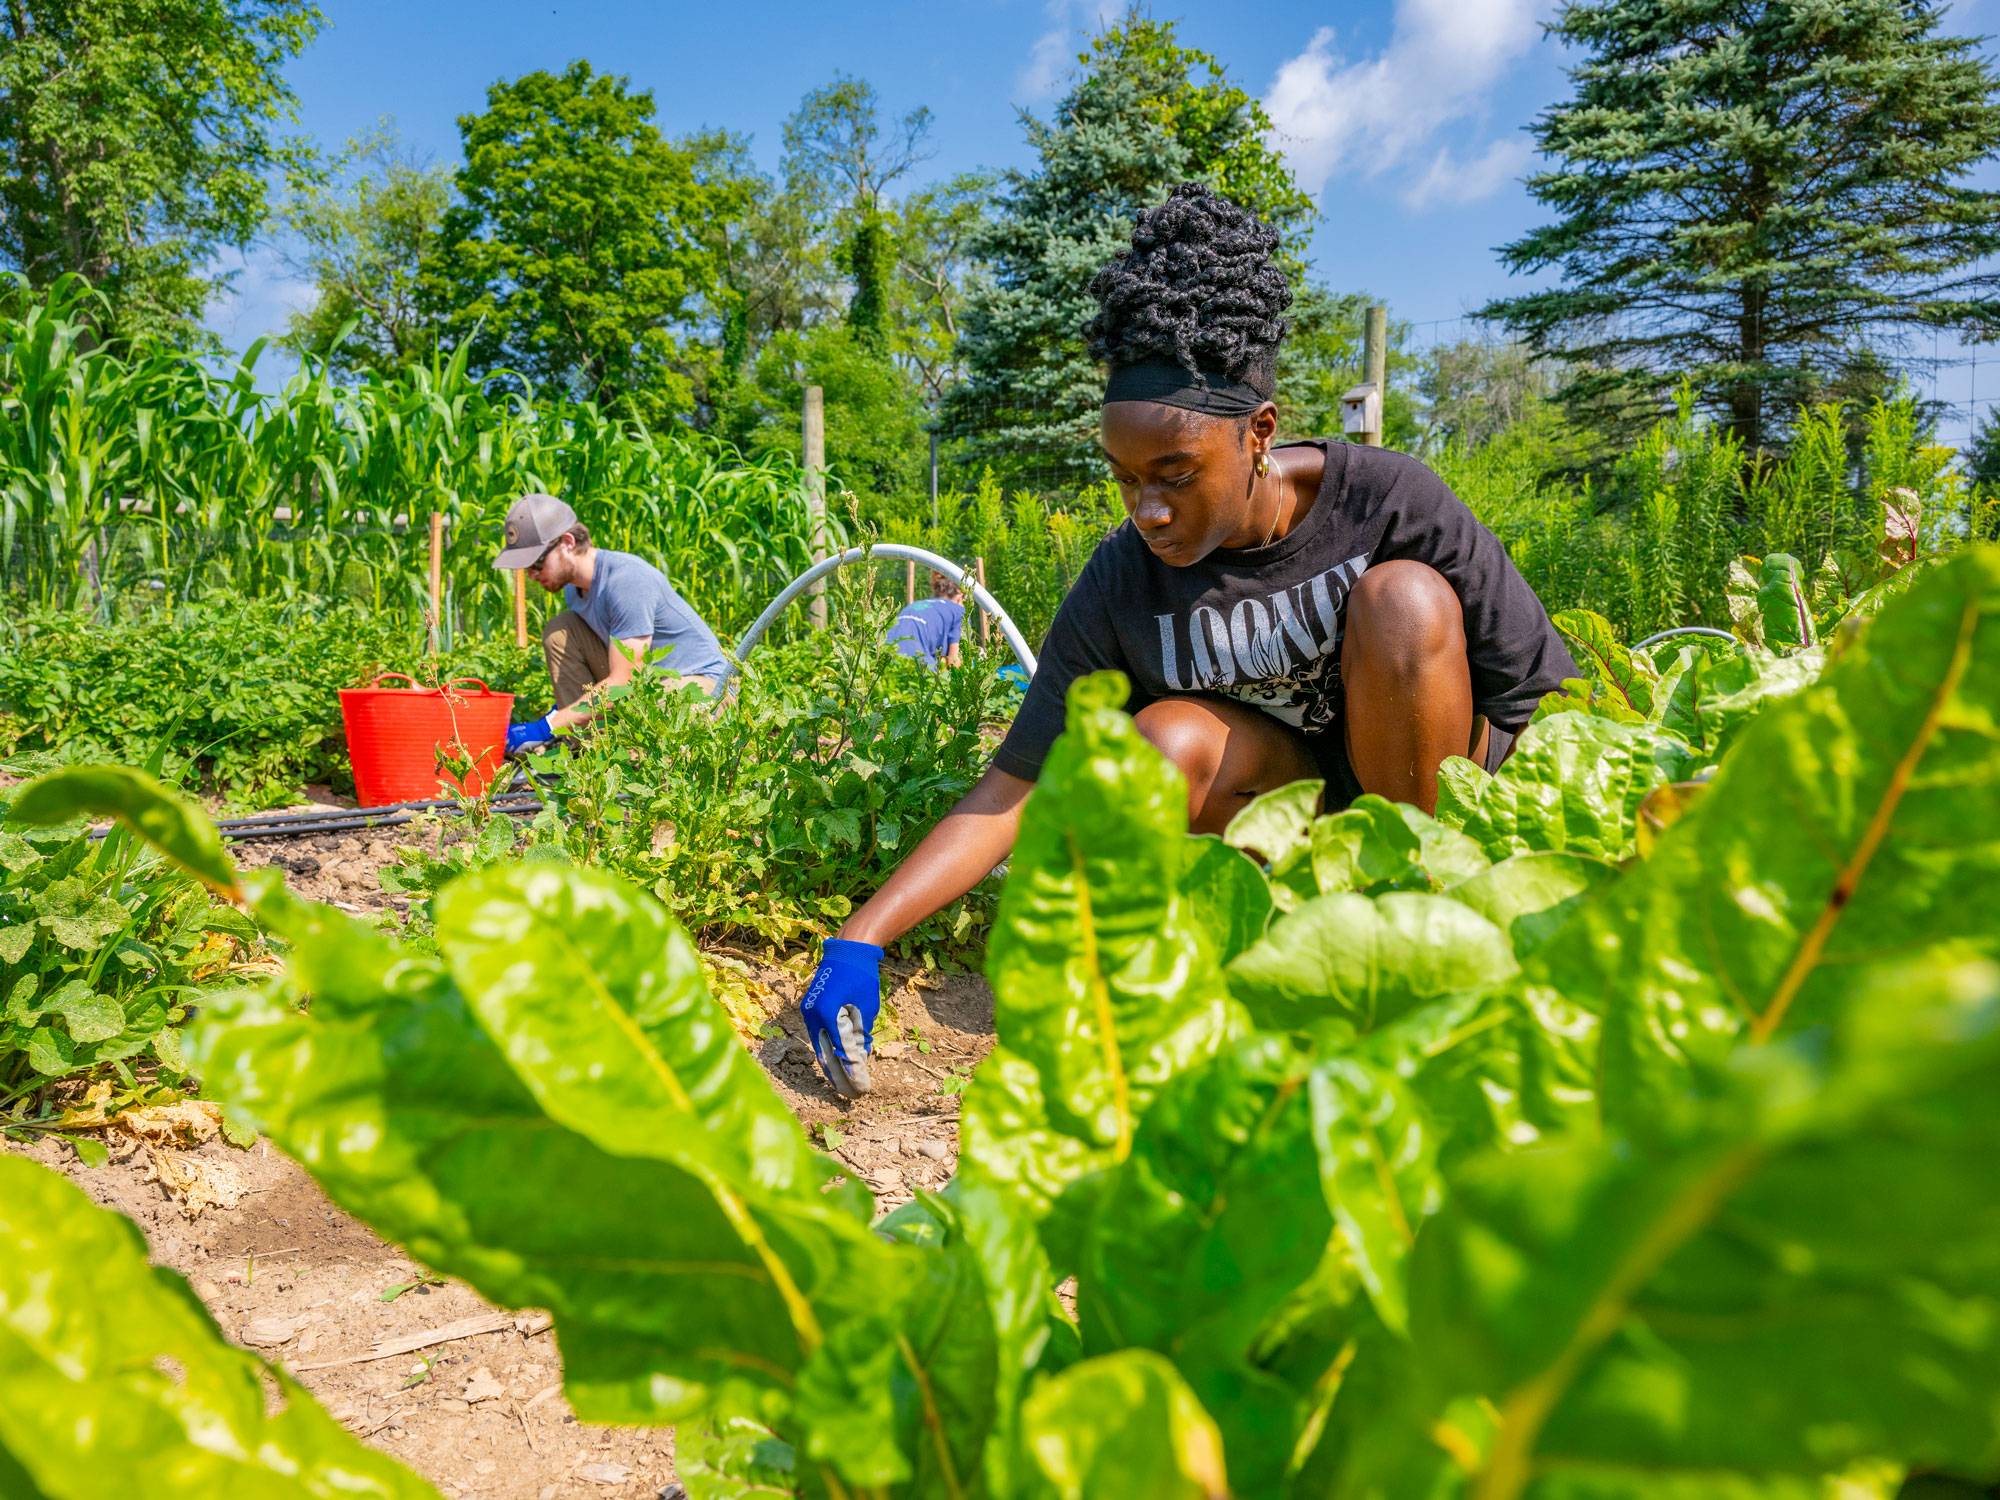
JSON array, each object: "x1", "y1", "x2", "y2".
[
  {"x1": 1486, "y1": 0, "x2": 2000, "y2": 453},
  {"x1": 944, "y1": 9, "x2": 1313, "y2": 489}
]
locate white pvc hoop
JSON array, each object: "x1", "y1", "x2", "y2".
[{"x1": 711, "y1": 543, "x2": 1039, "y2": 697}]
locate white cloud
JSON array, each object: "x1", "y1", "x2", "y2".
[
  {"x1": 1262, "y1": 0, "x2": 1553, "y2": 208},
  {"x1": 1016, "y1": 26, "x2": 1072, "y2": 103},
  {"x1": 1403, "y1": 138, "x2": 1533, "y2": 209},
  {"x1": 1014, "y1": 0, "x2": 1125, "y2": 104},
  {"x1": 206, "y1": 243, "x2": 315, "y2": 347}
]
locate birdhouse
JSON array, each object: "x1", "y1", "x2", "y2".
[{"x1": 1341, "y1": 382, "x2": 1382, "y2": 439}]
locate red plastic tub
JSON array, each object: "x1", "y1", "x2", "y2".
[{"x1": 337, "y1": 674, "x2": 514, "y2": 807}]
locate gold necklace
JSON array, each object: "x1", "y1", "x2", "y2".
[{"x1": 1257, "y1": 466, "x2": 1287, "y2": 549}]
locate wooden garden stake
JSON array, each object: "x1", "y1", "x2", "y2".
[
  {"x1": 976, "y1": 556, "x2": 990, "y2": 646},
  {"x1": 906, "y1": 559, "x2": 917, "y2": 604},
  {"x1": 513, "y1": 567, "x2": 528, "y2": 649},
  {"x1": 427, "y1": 512, "x2": 444, "y2": 656}
]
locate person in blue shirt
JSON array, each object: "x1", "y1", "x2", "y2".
[
  {"x1": 493, "y1": 492, "x2": 728, "y2": 752},
  {"x1": 883, "y1": 572, "x2": 964, "y2": 668}
]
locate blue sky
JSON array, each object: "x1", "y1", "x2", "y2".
[{"x1": 209, "y1": 0, "x2": 2000, "y2": 445}]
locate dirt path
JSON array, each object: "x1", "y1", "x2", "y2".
[{"x1": 8, "y1": 820, "x2": 997, "y2": 1499}]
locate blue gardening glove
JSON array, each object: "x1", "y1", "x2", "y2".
[
  {"x1": 800, "y1": 938, "x2": 881, "y2": 1098},
  {"x1": 506, "y1": 714, "x2": 555, "y2": 756}
]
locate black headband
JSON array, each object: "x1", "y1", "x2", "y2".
[{"x1": 1102, "y1": 357, "x2": 1273, "y2": 416}]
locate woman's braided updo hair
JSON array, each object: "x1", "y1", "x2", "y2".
[{"x1": 1084, "y1": 182, "x2": 1293, "y2": 390}]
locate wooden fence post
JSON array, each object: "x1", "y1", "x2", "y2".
[
  {"x1": 1362, "y1": 305, "x2": 1387, "y2": 449},
  {"x1": 514, "y1": 568, "x2": 528, "y2": 650}
]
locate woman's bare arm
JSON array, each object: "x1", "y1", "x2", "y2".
[{"x1": 837, "y1": 766, "x2": 1032, "y2": 946}]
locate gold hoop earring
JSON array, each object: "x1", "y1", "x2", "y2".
[{"x1": 1254, "y1": 451, "x2": 1270, "y2": 477}]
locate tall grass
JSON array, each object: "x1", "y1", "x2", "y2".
[
  {"x1": 1438, "y1": 384, "x2": 1997, "y2": 640},
  {"x1": 0, "y1": 277, "x2": 830, "y2": 640}
]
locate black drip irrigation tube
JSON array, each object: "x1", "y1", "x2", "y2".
[
  {"x1": 84, "y1": 778, "x2": 547, "y2": 845},
  {"x1": 209, "y1": 790, "x2": 545, "y2": 843}
]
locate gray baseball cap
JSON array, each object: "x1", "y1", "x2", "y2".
[{"x1": 493, "y1": 492, "x2": 580, "y2": 569}]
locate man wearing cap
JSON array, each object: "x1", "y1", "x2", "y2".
[{"x1": 494, "y1": 493, "x2": 729, "y2": 753}]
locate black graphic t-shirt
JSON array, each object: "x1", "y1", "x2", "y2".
[{"x1": 992, "y1": 440, "x2": 1579, "y2": 781}]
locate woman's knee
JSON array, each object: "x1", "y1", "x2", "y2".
[
  {"x1": 1346, "y1": 560, "x2": 1465, "y2": 673},
  {"x1": 1135, "y1": 695, "x2": 1317, "y2": 834},
  {"x1": 1134, "y1": 697, "x2": 1230, "y2": 785}
]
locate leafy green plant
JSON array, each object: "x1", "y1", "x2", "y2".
[
  {"x1": 8, "y1": 545, "x2": 1998, "y2": 1497},
  {"x1": 0, "y1": 1152, "x2": 437, "y2": 1497},
  {"x1": 0, "y1": 593, "x2": 539, "y2": 807},
  {"x1": 0, "y1": 788, "x2": 253, "y2": 1122},
  {"x1": 479, "y1": 606, "x2": 1014, "y2": 953}
]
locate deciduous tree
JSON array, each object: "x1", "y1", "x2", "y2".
[
  {"x1": 0, "y1": 0, "x2": 321, "y2": 346},
  {"x1": 782, "y1": 75, "x2": 932, "y2": 352},
  {"x1": 280, "y1": 125, "x2": 451, "y2": 377},
  {"x1": 424, "y1": 61, "x2": 752, "y2": 425}
]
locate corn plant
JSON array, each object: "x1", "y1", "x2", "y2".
[{"x1": 0, "y1": 280, "x2": 827, "y2": 639}]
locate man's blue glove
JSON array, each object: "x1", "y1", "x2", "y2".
[
  {"x1": 800, "y1": 938, "x2": 881, "y2": 1098},
  {"x1": 505, "y1": 715, "x2": 555, "y2": 756}
]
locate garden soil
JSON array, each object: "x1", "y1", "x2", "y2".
[{"x1": 8, "y1": 817, "x2": 996, "y2": 1499}]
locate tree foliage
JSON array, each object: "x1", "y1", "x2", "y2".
[
  {"x1": 718, "y1": 321, "x2": 928, "y2": 505},
  {"x1": 943, "y1": 5, "x2": 1316, "y2": 489},
  {"x1": 782, "y1": 76, "x2": 933, "y2": 355},
  {"x1": 424, "y1": 61, "x2": 753, "y2": 425},
  {"x1": 891, "y1": 172, "x2": 993, "y2": 402},
  {"x1": 1417, "y1": 338, "x2": 1560, "y2": 452},
  {"x1": 0, "y1": 0, "x2": 322, "y2": 346},
  {"x1": 280, "y1": 125, "x2": 452, "y2": 377},
  {"x1": 1487, "y1": 0, "x2": 2000, "y2": 453}
]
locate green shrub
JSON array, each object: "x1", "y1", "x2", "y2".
[
  {"x1": 0, "y1": 594, "x2": 539, "y2": 808},
  {"x1": 0, "y1": 800, "x2": 254, "y2": 1123}
]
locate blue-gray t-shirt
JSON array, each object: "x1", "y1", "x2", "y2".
[
  {"x1": 885, "y1": 598, "x2": 963, "y2": 666},
  {"x1": 566, "y1": 549, "x2": 728, "y2": 680}
]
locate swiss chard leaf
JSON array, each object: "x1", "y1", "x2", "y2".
[
  {"x1": 1411, "y1": 963, "x2": 2000, "y2": 1496},
  {"x1": 1434, "y1": 713, "x2": 1699, "y2": 861},
  {"x1": 1075, "y1": 1037, "x2": 1341, "y2": 1495},
  {"x1": 1222, "y1": 778, "x2": 1323, "y2": 867},
  {"x1": 1177, "y1": 835, "x2": 1274, "y2": 966},
  {"x1": 1550, "y1": 546, "x2": 2000, "y2": 1131},
  {"x1": 189, "y1": 891, "x2": 914, "y2": 1492},
  {"x1": 1754, "y1": 551, "x2": 1819, "y2": 649},
  {"x1": 963, "y1": 672, "x2": 1245, "y2": 1266},
  {"x1": 1021, "y1": 1350, "x2": 1231, "y2": 1500},
  {"x1": 1442, "y1": 852, "x2": 1615, "y2": 960},
  {"x1": 0, "y1": 1153, "x2": 437, "y2": 1499},
  {"x1": 6, "y1": 765, "x2": 239, "y2": 898},
  {"x1": 1550, "y1": 608, "x2": 1654, "y2": 717},
  {"x1": 1659, "y1": 643, "x2": 1825, "y2": 761},
  {"x1": 1308, "y1": 795, "x2": 1490, "y2": 896},
  {"x1": 1226, "y1": 892, "x2": 1517, "y2": 1038}
]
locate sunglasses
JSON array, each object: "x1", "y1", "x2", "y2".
[{"x1": 527, "y1": 539, "x2": 562, "y2": 576}]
